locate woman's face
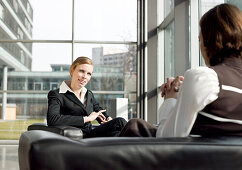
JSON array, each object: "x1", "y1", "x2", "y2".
[
  {"x1": 199, "y1": 31, "x2": 210, "y2": 66},
  {"x1": 71, "y1": 64, "x2": 93, "y2": 88}
]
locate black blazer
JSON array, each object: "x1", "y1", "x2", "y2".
[{"x1": 47, "y1": 89, "x2": 109, "y2": 133}]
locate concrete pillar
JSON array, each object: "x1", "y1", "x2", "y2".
[
  {"x1": 110, "y1": 98, "x2": 128, "y2": 121},
  {"x1": 2, "y1": 65, "x2": 8, "y2": 120}
]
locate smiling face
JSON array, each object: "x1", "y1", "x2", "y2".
[{"x1": 70, "y1": 64, "x2": 93, "y2": 89}]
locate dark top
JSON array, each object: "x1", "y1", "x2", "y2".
[
  {"x1": 47, "y1": 89, "x2": 109, "y2": 133},
  {"x1": 191, "y1": 57, "x2": 242, "y2": 136}
]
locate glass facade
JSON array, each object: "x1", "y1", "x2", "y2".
[{"x1": 0, "y1": 0, "x2": 137, "y2": 140}]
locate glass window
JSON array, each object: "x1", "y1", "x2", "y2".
[
  {"x1": 0, "y1": 3, "x2": 4, "y2": 19},
  {"x1": 13, "y1": 0, "x2": 18, "y2": 13},
  {"x1": 74, "y1": 0, "x2": 137, "y2": 42},
  {"x1": 30, "y1": 0, "x2": 72, "y2": 40},
  {"x1": 31, "y1": 43, "x2": 72, "y2": 71},
  {"x1": 226, "y1": 0, "x2": 242, "y2": 9},
  {"x1": 50, "y1": 82, "x2": 59, "y2": 90},
  {"x1": 164, "y1": 0, "x2": 174, "y2": 17},
  {"x1": 17, "y1": 27, "x2": 23, "y2": 39},
  {"x1": 164, "y1": 21, "x2": 174, "y2": 78},
  {"x1": 0, "y1": 0, "x2": 137, "y2": 143},
  {"x1": 27, "y1": 2, "x2": 31, "y2": 14}
]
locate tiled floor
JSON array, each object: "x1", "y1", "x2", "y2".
[{"x1": 0, "y1": 141, "x2": 19, "y2": 170}]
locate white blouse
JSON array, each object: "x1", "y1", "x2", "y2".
[
  {"x1": 156, "y1": 67, "x2": 220, "y2": 137},
  {"x1": 59, "y1": 80, "x2": 88, "y2": 106}
]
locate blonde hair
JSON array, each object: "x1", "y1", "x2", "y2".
[{"x1": 70, "y1": 56, "x2": 94, "y2": 77}]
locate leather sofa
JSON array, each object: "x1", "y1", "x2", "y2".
[{"x1": 19, "y1": 127, "x2": 242, "y2": 170}]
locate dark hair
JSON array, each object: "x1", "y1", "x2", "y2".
[
  {"x1": 200, "y1": 3, "x2": 242, "y2": 66},
  {"x1": 70, "y1": 56, "x2": 93, "y2": 77}
]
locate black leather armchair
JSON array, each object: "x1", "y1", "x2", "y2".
[
  {"x1": 19, "y1": 129, "x2": 242, "y2": 170},
  {"x1": 27, "y1": 123, "x2": 83, "y2": 140}
]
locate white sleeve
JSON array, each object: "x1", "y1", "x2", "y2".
[{"x1": 156, "y1": 67, "x2": 220, "y2": 137}]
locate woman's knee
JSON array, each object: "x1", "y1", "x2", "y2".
[
  {"x1": 114, "y1": 117, "x2": 127, "y2": 123},
  {"x1": 127, "y1": 118, "x2": 145, "y2": 125}
]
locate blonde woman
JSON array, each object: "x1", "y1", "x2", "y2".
[{"x1": 47, "y1": 56, "x2": 127, "y2": 138}]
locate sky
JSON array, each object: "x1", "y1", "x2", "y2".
[{"x1": 29, "y1": 0, "x2": 137, "y2": 71}]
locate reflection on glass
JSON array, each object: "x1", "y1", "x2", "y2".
[
  {"x1": 74, "y1": 0, "x2": 137, "y2": 41},
  {"x1": 164, "y1": 22, "x2": 174, "y2": 79}
]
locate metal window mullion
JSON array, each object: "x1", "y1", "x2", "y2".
[
  {"x1": 72, "y1": 0, "x2": 75, "y2": 62},
  {"x1": 2, "y1": 65, "x2": 8, "y2": 119},
  {"x1": 0, "y1": 39, "x2": 136, "y2": 44},
  {"x1": 0, "y1": 90, "x2": 136, "y2": 95},
  {"x1": 143, "y1": 0, "x2": 148, "y2": 121},
  {"x1": 137, "y1": 0, "x2": 147, "y2": 120},
  {"x1": 137, "y1": 0, "x2": 140, "y2": 119},
  {"x1": 190, "y1": 0, "x2": 199, "y2": 68},
  {"x1": 157, "y1": 9, "x2": 174, "y2": 31}
]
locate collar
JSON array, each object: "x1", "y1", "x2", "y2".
[
  {"x1": 59, "y1": 80, "x2": 87, "y2": 95},
  {"x1": 223, "y1": 57, "x2": 242, "y2": 70}
]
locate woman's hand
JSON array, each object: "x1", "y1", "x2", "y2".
[
  {"x1": 85, "y1": 110, "x2": 106, "y2": 123},
  {"x1": 98, "y1": 112, "x2": 107, "y2": 124},
  {"x1": 98, "y1": 115, "x2": 113, "y2": 124},
  {"x1": 161, "y1": 77, "x2": 175, "y2": 97},
  {"x1": 107, "y1": 117, "x2": 112, "y2": 121},
  {"x1": 161, "y1": 76, "x2": 184, "y2": 99}
]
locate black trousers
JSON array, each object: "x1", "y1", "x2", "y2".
[
  {"x1": 84, "y1": 117, "x2": 127, "y2": 138},
  {"x1": 119, "y1": 118, "x2": 157, "y2": 137}
]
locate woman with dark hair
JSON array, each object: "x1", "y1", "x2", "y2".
[
  {"x1": 47, "y1": 56, "x2": 127, "y2": 138},
  {"x1": 120, "y1": 3, "x2": 242, "y2": 137}
]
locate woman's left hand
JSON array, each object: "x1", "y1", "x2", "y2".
[
  {"x1": 107, "y1": 117, "x2": 112, "y2": 121},
  {"x1": 99, "y1": 115, "x2": 112, "y2": 124}
]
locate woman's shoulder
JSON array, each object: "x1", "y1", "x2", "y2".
[
  {"x1": 49, "y1": 88, "x2": 60, "y2": 93},
  {"x1": 181, "y1": 67, "x2": 220, "y2": 105},
  {"x1": 184, "y1": 66, "x2": 217, "y2": 79},
  {"x1": 48, "y1": 88, "x2": 61, "y2": 97},
  {"x1": 86, "y1": 89, "x2": 94, "y2": 95}
]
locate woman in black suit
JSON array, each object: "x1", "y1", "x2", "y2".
[{"x1": 47, "y1": 56, "x2": 127, "y2": 138}]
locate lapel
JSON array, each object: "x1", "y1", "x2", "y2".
[
  {"x1": 85, "y1": 90, "x2": 93, "y2": 114},
  {"x1": 65, "y1": 91, "x2": 86, "y2": 110}
]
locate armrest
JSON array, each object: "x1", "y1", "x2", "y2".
[{"x1": 27, "y1": 123, "x2": 83, "y2": 140}]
